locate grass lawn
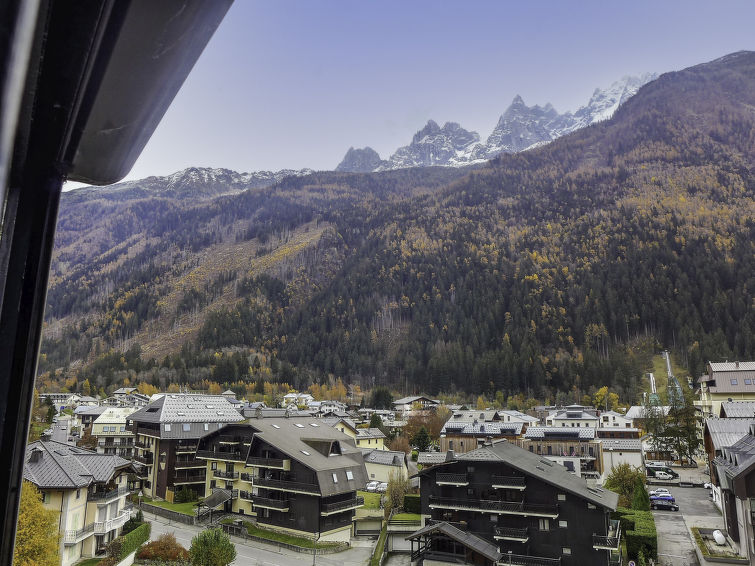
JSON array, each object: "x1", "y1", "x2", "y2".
[
  {"x1": 141, "y1": 495, "x2": 200, "y2": 516},
  {"x1": 240, "y1": 521, "x2": 340, "y2": 549},
  {"x1": 369, "y1": 523, "x2": 388, "y2": 566},
  {"x1": 75, "y1": 559, "x2": 101, "y2": 566},
  {"x1": 391, "y1": 512, "x2": 420, "y2": 522},
  {"x1": 359, "y1": 490, "x2": 381, "y2": 509}
]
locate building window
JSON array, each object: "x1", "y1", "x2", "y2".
[
  {"x1": 211, "y1": 462, "x2": 217, "y2": 470},
  {"x1": 746, "y1": 379, "x2": 752, "y2": 385},
  {"x1": 41, "y1": 492, "x2": 47, "y2": 503},
  {"x1": 332, "y1": 473, "x2": 338, "y2": 483},
  {"x1": 204, "y1": 423, "x2": 209, "y2": 431},
  {"x1": 164, "y1": 424, "x2": 171, "y2": 432},
  {"x1": 562, "y1": 548, "x2": 571, "y2": 555},
  {"x1": 559, "y1": 520, "x2": 567, "y2": 528},
  {"x1": 182, "y1": 424, "x2": 191, "y2": 432},
  {"x1": 558, "y1": 494, "x2": 566, "y2": 501},
  {"x1": 449, "y1": 441, "x2": 453, "y2": 450},
  {"x1": 539, "y1": 519, "x2": 549, "y2": 531},
  {"x1": 210, "y1": 480, "x2": 216, "y2": 489},
  {"x1": 346, "y1": 470, "x2": 354, "y2": 481},
  {"x1": 489, "y1": 514, "x2": 497, "y2": 523},
  {"x1": 588, "y1": 503, "x2": 596, "y2": 509},
  {"x1": 731, "y1": 379, "x2": 738, "y2": 385},
  {"x1": 76, "y1": 489, "x2": 81, "y2": 499},
  {"x1": 371, "y1": 473, "x2": 375, "y2": 478}
]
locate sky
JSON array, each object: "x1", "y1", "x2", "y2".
[{"x1": 88, "y1": 1, "x2": 755, "y2": 184}]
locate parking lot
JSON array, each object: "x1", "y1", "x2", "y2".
[{"x1": 651, "y1": 485, "x2": 723, "y2": 566}]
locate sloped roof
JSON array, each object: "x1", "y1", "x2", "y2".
[
  {"x1": 24, "y1": 440, "x2": 131, "y2": 489},
  {"x1": 75, "y1": 405, "x2": 108, "y2": 416},
  {"x1": 356, "y1": 427, "x2": 386, "y2": 440},
  {"x1": 600, "y1": 439, "x2": 643, "y2": 451},
  {"x1": 710, "y1": 362, "x2": 755, "y2": 373},
  {"x1": 497, "y1": 410, "x2": 539, "y2": 423},
  {"x1": 362, "y1": 449, "x2": 406, "y2": 467},
  {"x1": 202, "y1": 488, "x2": 233, "y2": 509},
  {"x1": 417, "y1": 452, "x2": 453, "y2": 465},
  {"x1": 129, "y1": 394, "x2": 244, "y2": 424},
  {"x1": 393, "y1": 395, "x2": 437, "y2": 406},
  {"x1": 451, "y1": 441, "x2": 618, "y2": 510},
  {"x1": 704, "y1": 418, "x2": 754, "y2": 450},
  {"x1": 624, "y1": 405, "x2": 670, "y2": 420},
  {"x1": 94, "y1": 407, "x2": 137, "y2": 424},
  {"x1": 714, "y1": 433, "x2": 755, "y2": 492},
  {"x1": 406, "y1": 521, "x2": 501, "y2": 562},
  {"x1": 442, "y1": 421, "x2": 523, "y2": 436},
  {"x1": 720, "y1": 402, "x2": 755, "y2": 418},
  {"x1": 523, "y1": 427, "x2": 596, "y2": 440}
]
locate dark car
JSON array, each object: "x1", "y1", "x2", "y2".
[
  {"x1": 651, "y1": 499, "x2": 679, "y2": 511},
  {"x1": 650, "y1": 494, "x2": 676, "y2": 503}
]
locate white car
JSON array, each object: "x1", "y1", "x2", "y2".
[
  {"x1": 376, "y1": 482, "x2": 388, "y2": 493},
  {"x1": 655, "y1": 471, "x2": 673, "y2": 480},
  {"x1": 649, "y1": 488, "x2": 671, "y2": 497},
  {"x1": 365, "y1": 481, "x2": 380, "y2": 492},
  {"x1": 703, "y1": 482, "x2": 712, "y2": 489}
]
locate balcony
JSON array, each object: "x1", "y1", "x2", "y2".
[
  {"x1": 496, "y1": 554, "x2": 561, "y2": 566},
  {"x1": 593, "y1": 519, "x2": 621, "y2": 550},
  {"x1": 63, "y1": 523, "x2": 95, "y2": 545},
  {"x1": 247, "y1": 456, "x2": 290, "y2": 470},
  {"x1": 135, "y1": 468, "x2": 150, "y2": 479},
  {"x1": 494, "y1": 526, "x2": 529, "y2": 542},
  {"x1": 175, "y1": 458, "x2": 205, "y2": 469},
  {"x1": 428, "y1": 496, "x2": 558, "y2": 518},
  {"x1": 435, "y1": 472, "x2": 468, "y2": 486},
  {"x1": 175, "y1": 444, "x2": 198, "y2": 454},
  {"x1": 196, "y1": 449, "x2": 245, "y2": 462},
  {"x1": 134, "y1": 440, "x2": 147, "y2": 449},
  {"x1": 214, "y1": 470, "x2": 239, "y2": 480},
  {"x1": 255, "y1": 476, "x2": 321, "y2": 495},
  {"x1": 218, "y1": 436, "x2": 242, "y2": 445},
  {"x1": 94, "y1": 510, "x2": 131, "y2": 534},
  {"x1": 320, "y1": 496, "x2": 364, "y2": 516},
  {"x1": 251, "y1": 496, "x2": 289, "y2": 511},
  {"x1": 88, "y1": 486, "x2": 130, "y2": 504},
  {"x1": 174, "y1": 473, "x2": 205, "y2": 485},
  {"x1": 240, "y1": 472, "x2": 255, "y2": 483},
  {"x1": 491, "y1": 475, "x2": 527, "y2": 490},
  {"x1": 134, "y1": 452, "x2": 153, "y2": 465},
  {"x1": 239, "y1": 490, "x2": 254, "y2": 501}
]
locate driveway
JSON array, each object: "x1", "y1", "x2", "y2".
[
  {"x1": 653, "y1": 485, "x2": 722, "y2": 566},
  {"x1": 145, "y1": 510, "x2": 375, "y2": 566}
]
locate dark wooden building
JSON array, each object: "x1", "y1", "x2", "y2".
[{"x1": 412, "y1": 440, "x2": 620, "y2": 565}]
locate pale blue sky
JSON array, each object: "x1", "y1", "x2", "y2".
[{"x1": 117, "y1": 1, "x2": 755, "y2": 181}]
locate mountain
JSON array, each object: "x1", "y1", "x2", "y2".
[
  {"x1": 337, "y1": 73, "x2": 657, "y2": 170},
  {"x1": 335, "y1": 147, "x2": 385, "y2": 173},
  {"x1": 40, "y1": 52, "x2": 755, "y2": 403}
]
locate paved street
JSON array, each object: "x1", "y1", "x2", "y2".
[
  {"x1": 145, "y1": 511, "x2": 375, "y2": 566},
  {"x1": 652, "y1": 485, "x2": 722, "y2": 566}
]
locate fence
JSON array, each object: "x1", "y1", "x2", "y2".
[
  {"x1": 140, "y1": 503, "x2": 196, "y2": 525},
  {"x1": 220, "y1": 523, "x2": 348, "y2": 555}
]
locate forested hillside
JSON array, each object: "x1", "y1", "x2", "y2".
[{"x1": 40, "y1": 52, "x2": 755, "y2": 404}]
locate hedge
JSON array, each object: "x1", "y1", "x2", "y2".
[
  {"x1": 404, "y1": 494, "x2": 420, "y2": 514},
  {"x1": 119, "y1": 523, "x2": 151, "y2": 560},
  {"x1": 612, "y1": 507, "x2": 656, "y2": 561}
]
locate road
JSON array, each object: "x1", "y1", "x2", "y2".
[
  {"x1": 652, "y1": 485, "x2": 722, "y2": 566},
  {"x1": 145, "y1": 511, "x2": 375, "y2": 566}
]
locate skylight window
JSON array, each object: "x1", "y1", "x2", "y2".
[
  {"x1": 332, "y1": 473, "x2": 338, "y2": 483},
  {"x1": 301, "y1": 450, "x2": 310, "y2": 455},
  {"x1": 206, "y1": 405, "x2": 214, "y2": 409},
  {"x1": 346, "y1": 470, "x2": 354, "y2": 480},
  {"x1": 272, "y1": 424, "x2": 280, "y2": 429},
  {"x1": 309, "y1": 423, "x2": 319, "y2": 427},
  {"x1": 295, "y1": 423, "x2": 304, "y2": 428}
]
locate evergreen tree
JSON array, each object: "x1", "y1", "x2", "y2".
[
  {"x1": 413, "y1": 426, "x2": 431, "y2": 452},
  {"x1": 631, "y1": 476, "x2": 650, "y2": 511}
]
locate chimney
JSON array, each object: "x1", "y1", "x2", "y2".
[
  {"x1": 29, "y1": 448, "x2": 43, "y2": 463},
  {"x1": 736, "y1": 361, "x2": 740, "y2": 369},
  {"x1": 484, "y1": 436, "x2": 493, "y2": 446}
]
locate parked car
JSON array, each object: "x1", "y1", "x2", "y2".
[
  {"x1": 654, "y1": 471, "x2": 673, "y2": 480},
  {"x1": 703, "y1": 482, "x2": 712, "y2": 489},
  {"x1": 650, "y1": 494, "x2": 675, "y2": 503},
  {"x1": 649, "y1": 488, "x2": 671, "y2": 497},
  {"x1": 365, "y1": 481, "x2": 380, "y2": 492},
  {"x1": 651, "y1": 499, "x2": 679, "y2": 511},
  {"x1": 376, "y1": 482, "x2": 388, "y2": 493}
]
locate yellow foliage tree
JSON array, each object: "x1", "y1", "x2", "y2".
[
  {"x1": 13, "y1": 481, "x2": 59, "y2": 566},
  {"x1": 208, "y1": 382, "x2": 222, "y2": 395},
  {"x1": 138, "y1": 382, "x2": 159, "y2": 396}
]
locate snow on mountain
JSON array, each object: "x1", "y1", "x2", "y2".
[{"x1": 336, "y1": 73, "x2": 657, "y2": 172}]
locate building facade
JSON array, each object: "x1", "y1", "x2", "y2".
[
  {"x1": 412, "y1": 440, "x2": 619, "y2": 565},
  {"x1": 697, "y1": 361, "x2": 755, "y2": 419},
  {"x1": 92, "y1": 407, "x2": 137, "y2": 459},
  {"x1": 24, "y1": 441, "x2": 133, "y2": 566},
  {"x1": 127, "y1": 394, "x2": 244, "y2": 499},
  {"x1": 196, "y1": 417, "x2": 367, "y2": 542}
]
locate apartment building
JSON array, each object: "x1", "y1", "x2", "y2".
[
  {"x1": 324, "y1": 416, "x2": 387, "y2": 450},
  {"x1": 196, "y1": 417, "x2": 367, "y2": 542},
  {"x1": 411, "y1": 440, "x2": 620, "y2": 566},
  {"x1": 518, "y1": 427, "x2": 604, "y2": 478},
  {"x1": 92, "y1": 407, "x2": 137, "y2": 458},
  {"x1": 545, "y1": 406, "x2": 599, "y2": 428},
  {"x1": 439, "y1": 420, "x2": 524, "y2": 454},
  {"x1": 24, "y1": 440, "x2": 133, "y2": 566},
  {"x1": 697, "y1": 361, "x2": 755, "y2": 419},
  {"x1": 127, "y1": 393, "x2": 244, "y2": 499}
]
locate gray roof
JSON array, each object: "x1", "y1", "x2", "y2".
[
  {"x1": 442, "y1": 421, "x2": 523, "y2": 436},
  {"x1": 393, "y1": 395, "x2": 437, "y2": 406},
  {"x1": 130, "y1": 394, "x2": 245, "y2": 424},
  {"x1": 720, "y1": 402, "x2": 755, "y2": 418},
  {"x1": 75, "y1": 405, "x2": 108, "y2": 416},
  {"x1": 700, "y1": 362, "x2": 755, "y2": 393},
  {"x1": 202, "y1": 488, "x2": 233, "y2": 509},
  {"x1": 406, "y1": 522, "x2": 501, "y2": 562},
  {"x1": 549, "y1": 409, "x2": 598, "y2": 421},
  {"x1": 362, "y1": 449, "x2": 406, "y2": 467},
  {"x1": 624, "y1": 405, "x2": 670, "y2": 420},
  {"x1": 710, "y1": 361, "x2": 755, "y2": 373},
  {"x1": 523, "y1": 427, "x2": 596, "y2": 440},
  {"x1": 114, "y1": 387, "x2": 137, "y2": 394},
  {"x1": 241, "y1": 406, "x2": 313, "y2": 419},
  {"x1": 714, "y1": 432, "x2": 755, "y2": 491},
  {"x1": 704, "y1": 418, "x2": 754, "y2": 450},
  {"x1": 24, "y1": 440, "x2": 131, "y2": 489},
  {"x1": 600, "y1": 439, "x2": 643, "y2": 451},
  {"x1": 356, "y1": 427, "x2": 386, "y2": 440},
  {"x1": 497, "y1": 410, "x2": 539, "y2": 423},
  {"x1": 417, "y1": 451, "x2": 454, "y2": 465},
  {"x1": 452, "y1": 441, "x2": 618, "y2": 510}
]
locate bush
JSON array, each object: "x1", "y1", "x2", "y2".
[
  {"x1": 189, "y1": 527, "x2": 236, "y2": 566},
  {"x1": 411, "y1": 450, "x2": 418, "y2": 461},
  {"x1": 404, "y1": 494, "x2": 420, "y2": 514},
  {"x1": 137, "y1": 533, "x2": 190, "y2": 561},
  {"x1": 99, "y1": 522, "x2": 151, "y2": 566},
  {"x1": 613, "y1": 507, "x2": 657, "y2": 561},
  {"x1": 174, "y1": 486, "x2": 198, "y2": 504},
  {"x1": 121, "y1": 510, "x2": 144, "y2": 535}
]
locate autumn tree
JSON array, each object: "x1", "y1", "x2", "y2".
[
  {"x1": 189, "y1": 527, "x2": 236, "y2": 566},
  {"x1": 384, "y1": 472, "x2": 410, "y2": 518},
  {"x1": 13, "y1": 481, "x2": 59, "y2": 566},
  {"x1": 604, "y1": 463, "x2": 646, "y2": 507}
]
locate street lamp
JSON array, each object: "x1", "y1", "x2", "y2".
[
  {"x1": 138, "y1": 490, "x2": 143, "y2": 509},
  {"x1": 312, "y1": 531, "x2": 319, "y2": 566}
]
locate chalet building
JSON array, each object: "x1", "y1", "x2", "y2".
[
  {"x1": 393, "y1": 395, "x2": 439, "y2": 416},
  {"x1": 362, "y1": 449, "x2": 409, "y2": 483},
  {"x1": 596, "y1": 427, "x2": 640, "y2": 439},
  {"x1": 518, "y1": 427, "x2": 603, "y2": 478},
  {"x1": 545, "y1": 406, "x2": 599, "y2": 428},
  {"x1": 323, "y1": 416, "x2": 387, "y2": 450},
  {"x1": 92, "y1": 407, "x2": 137, "y2": 458},
  {"x1": 597, "y1": 411, "x2": 633, "y2": 428},
  {"x1": 600, "y1": 439, "x2": 644, "y2": 481},
  {"x1": 24, "y1": 440, "x2": 133, "y2": 566},
  {"x1": 195, "y1": 417, "x2": 367, "y2": 543},
  {"x1": 75, "y1": 405, "x2": 108, "y2": 428},
  {"x1": 703, "y1": 418, "x2": 754, "y2": 511},
  {"x1": 126, "y1": 393, "x2": 244, "y2": 499},
  {"x1": 697, "y1": 361, "x2": 755, "y2": 419},
  {"x1": 623, "y1": 405, "x2": 670, "y2": 430},
  {"x1": 713, "y1": 425, "x2": 755, "y2": 562},
  {"x1": 411, "y1": 440, "x2": 620, "y2": 566},
  {"x1": 439, "y1": 421, "x2": 524, "y2": 454}
]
